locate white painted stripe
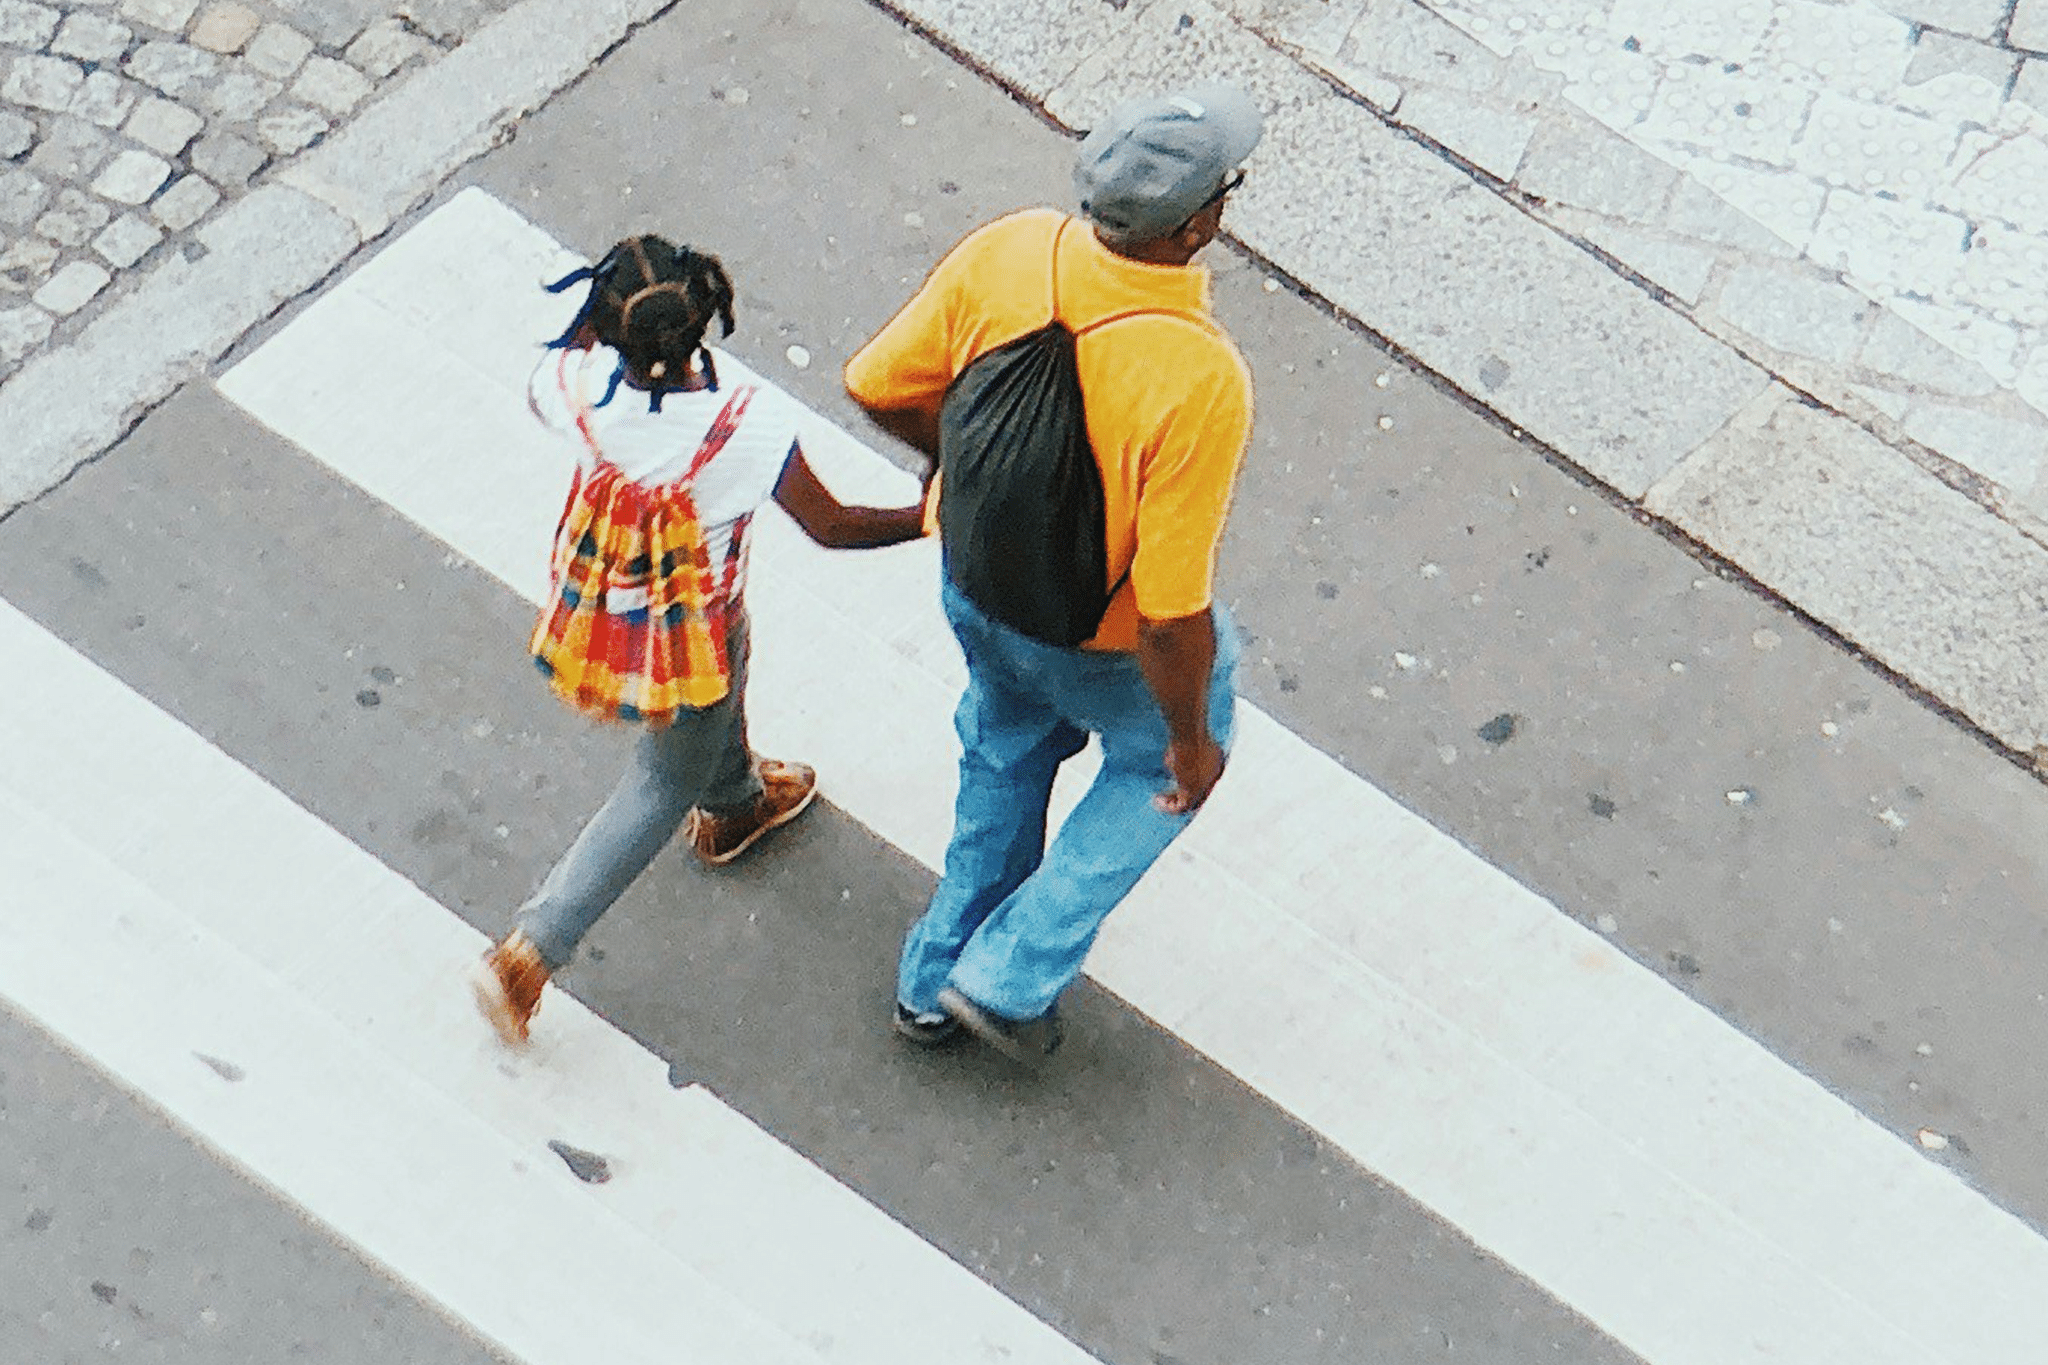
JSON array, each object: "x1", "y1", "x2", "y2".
[
  {"x1": 218, "y1": 187, "x2": 2048, "y2": 1365},
  {"x1": 0, "y1": 781, "x2": 799, "y2": 1365},
  {"x1": 0, "y1": 598, "x2": 1097, "y2": 1365}
]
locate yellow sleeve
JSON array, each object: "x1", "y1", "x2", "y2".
[
  {"x1": 844, "y1": 238, "x2": 971, "y2": 413},
  {"x1": 1127, "y1": 352, "x2": 1254, "y2": 622}
]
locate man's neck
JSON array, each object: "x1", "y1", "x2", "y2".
[{"x1": 1096, "y1": 227, "x2": 1199, "y2": 268}]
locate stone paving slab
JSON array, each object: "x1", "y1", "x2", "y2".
[
  {"x1": 890, "y1": 0, "x2": 1141, "y2": 99},
  {"x1": 1300, "y1": 0, "x2": 2048, "y2": 526},
  {"x1": 876, "y1": 0, "x2": 2048, "y2": 761},
  {"x1": 0, "y1": 0, "x2": 673, "y2": 510}
]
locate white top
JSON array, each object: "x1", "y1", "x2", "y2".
[{"x1": 526, "y1": 343, "x2": 799, "y2": 576}]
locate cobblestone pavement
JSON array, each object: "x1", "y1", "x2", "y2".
[
  {"x1": 1240, "y1": 0, "x2": 2048, "y2": 534},
  {"x1": 0, "y1": 0, "x2": 516, "y2": 381}
]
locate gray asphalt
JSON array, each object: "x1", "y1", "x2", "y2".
[
  {"x1": 0, "y1": 1003, "x2": 507, "y2": 1365},
  {"x1": 2, "y1": 0, "x2": 2044, "y2": 1361}
]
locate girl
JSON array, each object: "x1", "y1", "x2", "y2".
[{"x1": 473, "y1": 234, "x2": 927, "y2": 1046}]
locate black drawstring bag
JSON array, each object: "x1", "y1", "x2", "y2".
[{"x1": 937, "y1": 222, "x2": 1160, "y2": 647}]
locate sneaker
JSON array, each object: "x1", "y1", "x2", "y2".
[
  {"x1": 936, "y1": 986, "x2": 1062, "y2": 1066},
  {"x1": 471, "y1": 930, "x2": 550, "y2": 1047},
  {"x1": 892, "y1": 1002, "x2": 960, "y2": 1046},
  {"x1": 685, "y1": 758, "x2": 818, "y2": 866}
]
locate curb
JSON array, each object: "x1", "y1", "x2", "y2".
[{"x1": 0, "y1": 0, "x2": 678, "y2": 517}]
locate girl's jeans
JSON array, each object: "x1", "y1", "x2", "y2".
[{"x1": 520, "y1": 621, "x2": 761, "y2": 970}]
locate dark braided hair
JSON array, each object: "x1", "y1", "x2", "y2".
[{"x1": 543, "y1": 235, "x2": 736, "y2": 412}]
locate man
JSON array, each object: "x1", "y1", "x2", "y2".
[{"x1": 845, "y1": 84, "x2": 1263, "y2": 1063}]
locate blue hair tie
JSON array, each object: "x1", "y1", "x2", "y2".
[
  {"x1": 594, "y1": 357, "x2": 627, "y2": 409},
  {"x1": 541, "y1": 260, "x2": 607, "y2": 349},
  {"x1": 543, "y1": 264, "x2": 597, "y2": 294},
  {"x1": 542, "y1": 312, "x2": 587, "y2": 351}
]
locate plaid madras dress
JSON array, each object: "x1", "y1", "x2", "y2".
[{"x1": 531, "y1": 374, "x2": 756, "y2": 725}]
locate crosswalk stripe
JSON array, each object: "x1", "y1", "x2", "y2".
[
  {"x1": 216, "y1": 185, "x2": 2048, "y2": 1365},
  {"x1": 0, "y1": 592, "x2": 1098, "y2": 1362}
]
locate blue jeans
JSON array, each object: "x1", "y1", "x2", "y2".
[
  {"x1": 519, "y1": 619, "x2": 761, "y2": 971},
  {"x1": 897, "y1": 581, "x2": 1239, "y2": 1022}
]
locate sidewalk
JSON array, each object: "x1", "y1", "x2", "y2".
[
  {"x1": 2, "y1": 0, "x2": 2044, "y2": 769},
  {"x1": 887, "y1": 0, "x2": 2048, "y2": 766}
]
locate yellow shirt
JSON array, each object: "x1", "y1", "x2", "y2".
[{"x1": 845, "y1": 208, "x2": 1254, "y2": 650}]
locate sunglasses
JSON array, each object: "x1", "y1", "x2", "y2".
[
  {"x1": 1175, "y1": 169, "x2": 1246, "y2": 234},
  {"x1": 1201, "y1": 168, "x2": 1248, "y2": 211}
]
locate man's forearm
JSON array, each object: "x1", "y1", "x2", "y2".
[{"x1": 1134, "y1": 609, "x2": 1217, "y2": 746}]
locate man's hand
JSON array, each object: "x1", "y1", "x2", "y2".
[
  {"x1": 1159, "y1": 733, "x2": 1227, "y2": 814},
  {"x1": 1136, "y1": 608, "x2": 1225, "y2": 816}
]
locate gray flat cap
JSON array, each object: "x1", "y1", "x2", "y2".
[{"x1": 1073, "y1": 83, "x2": 1263, "y2": 242}]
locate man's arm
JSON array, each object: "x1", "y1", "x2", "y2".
[
  {"x1": 1124, "y1": 352, "x2": 1255, "y2": 815},
  {"x1": 1135, "y1": 608, "x2": 1224, "y2": 814}
]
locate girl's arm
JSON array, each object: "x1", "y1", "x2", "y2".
[{"x1": 771, "y1": 443, "x2": 928, "y2": 550}]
